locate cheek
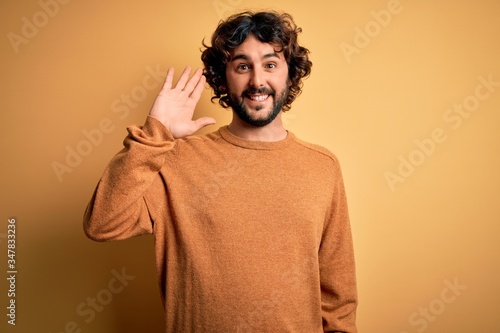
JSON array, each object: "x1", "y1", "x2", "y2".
[
  {"x1": 226, "y1": 76, "x2": 246, "y2": 93},
  {"x1": 273, "y1": 72, "x2": 291, "y2": 91},
  {"x1": 276, "y1": 67, "x2": 291, "y2": 87}
]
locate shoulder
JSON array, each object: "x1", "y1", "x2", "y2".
[{"x1": 291, "y1": 135, "x2": 341, "y2": 166}]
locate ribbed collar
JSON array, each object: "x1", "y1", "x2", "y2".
[{"x1": 218, "y1": 126, "x2": 295, "y2": 150}]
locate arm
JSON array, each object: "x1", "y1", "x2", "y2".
[
  {"x1": 320, "y1": 160, "x2": 358, "y2": 333},
  {"x1": 83, "y1": 66, "x2": 215, "y2": 241}
]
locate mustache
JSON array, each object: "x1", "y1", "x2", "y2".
[{"x1": 243, "y1": 87, "x2": 275, "y2": 96}]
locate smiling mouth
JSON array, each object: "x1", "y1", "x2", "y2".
[{"x1": 247, "y1": 94, "x2": 269, "y2": 102}]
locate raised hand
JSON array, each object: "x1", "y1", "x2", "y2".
[{"x1": 149, "y1": 66, "x2": 216, "y2": 138}]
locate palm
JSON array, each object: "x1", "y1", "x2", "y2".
[{"x1": 149, "y1": 66, "x2": 216, "y2": 138}]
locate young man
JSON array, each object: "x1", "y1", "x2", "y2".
[{"x1": 84, "y1": 11, "x2": 357, "y2": 333}]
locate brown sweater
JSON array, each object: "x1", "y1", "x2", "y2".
[{"x1": 84, "y1": 116, "x2": 358, "y2": 333}]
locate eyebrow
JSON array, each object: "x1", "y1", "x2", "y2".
[{"x1": 230, "y1": 52, "x2": 281, "y2": 62}]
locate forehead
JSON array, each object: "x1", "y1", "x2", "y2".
[{"x1": 230, "y1": 34, "x2": 284, "y2": 60}]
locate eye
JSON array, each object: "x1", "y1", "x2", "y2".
[
  {"x1": 265, "y1": 63, "x2": 277, "y2": 69},
  {"x1": 236, "y1": 63, "x2": 250, "y2": 71}
]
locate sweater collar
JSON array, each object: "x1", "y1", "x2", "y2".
[{"x1": 218, "y1": 125, "x2": 294, "y2": 150}]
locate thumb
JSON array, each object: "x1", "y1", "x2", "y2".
[{"x1": 193, "y1": 117, "x2": 216, "y2": 131}]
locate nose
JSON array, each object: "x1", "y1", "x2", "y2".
[{"x1": 249, "y1": 68, "x2": 264, "y2": 88}]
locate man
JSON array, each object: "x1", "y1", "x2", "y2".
[{"x1": 84, "y1": 11, "x2": 357, "y2": 333}]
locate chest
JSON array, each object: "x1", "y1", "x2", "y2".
[{"x1": 169, "y1": 148, "x2": 334, "y2": 247}]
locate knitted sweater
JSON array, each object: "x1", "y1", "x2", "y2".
[{"x1": 84, "y1": 116, "x2": 358, "y2": 333}]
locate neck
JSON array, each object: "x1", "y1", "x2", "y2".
[{"x1": 228, "y1": 112, "x2": 287, "y2": 142}]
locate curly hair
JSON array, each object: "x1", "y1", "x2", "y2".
[{"x1": 201, "y1": 11, "x2": 312, "y2": 112}]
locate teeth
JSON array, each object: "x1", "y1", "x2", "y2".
[{"x1": 249, "y1": 95, "x2": 268, "y2": 101}]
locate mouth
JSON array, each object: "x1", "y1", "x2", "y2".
[
  {"x1": 246, "y1": 94, "x2": 270, "y2": 102},
  {"x1": 247, "y1": 95, "x2": 269, "y2": 102}
]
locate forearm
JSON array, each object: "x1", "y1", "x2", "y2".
[
  {"x1": 320, "y1": 233, "x2": 358, "y2": 333},
  {"x1": 83, "y1": 116, "x2": 175, "y2": 241}
]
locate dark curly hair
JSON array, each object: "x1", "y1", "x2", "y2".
[{"x1": 201, "y1": 11, "x2": 312, "y2": 112}]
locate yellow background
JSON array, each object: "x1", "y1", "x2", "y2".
[{"x1": 1, "y1": 0, "x2": 499, "y2": 332}]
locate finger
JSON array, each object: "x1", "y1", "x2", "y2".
[
  {"x1": 182, "y1": 67, "x2": 204, "y2": 95},
  {"x1": 174, "y1": 66, "x2": 192, "y2": 90},
  {"x1": 188, "y1": 70, "x2": 206, "y2": 102},
  {"x1": 193, "y1": 116, "x2": 216, "y2": 131},
  {"x1": 161, "y1": 67, "x2": 174, "y2": 91}
]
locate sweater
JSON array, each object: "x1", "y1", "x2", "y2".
[{"x1": 83, "y1": 116, "x2": 358, "y2": 333}]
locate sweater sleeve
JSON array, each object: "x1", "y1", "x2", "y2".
[
  {"x1": 83, "y1": 116, "x2": 175, "y2": 241},
  {"x1": 320, "y1": 159, "x2": 358, "y2": 333}
]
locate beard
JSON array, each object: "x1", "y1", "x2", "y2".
[{"x1": 227, "y1": 85, "x2": 289, "y2": 127}]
